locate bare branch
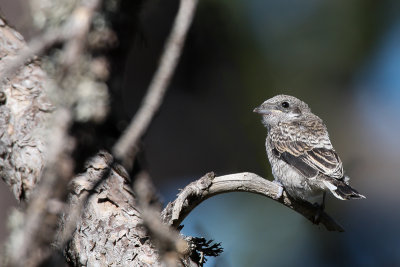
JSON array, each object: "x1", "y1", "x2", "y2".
[
  {"x1": 112, "y1": 0, "x2": 199, "y2": 167},
  {"x1": 162, "y1": 172, "x2": 345, "y2": 232}
]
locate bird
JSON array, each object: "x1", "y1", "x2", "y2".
[{"x1": 253, "y1": 94, "x2": 365, "y2": 209}]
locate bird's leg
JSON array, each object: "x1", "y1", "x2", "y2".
[
  {"x1": 273, "y1": 180, "x2": 284, "y2": 199},
  {"x1": 321, "y1": 191, "x2": 326, "y2": 211},
  {"x1": 313, "y1": 192, "x2": 326, "y2": 224}
]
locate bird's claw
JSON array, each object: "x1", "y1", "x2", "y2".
[
  {"x1": 273, "y1": 180, "x2": 284, "y2": 199},
  {"x1": 312, "y1": 202, "x2": 325, "y2": 224},
  {"x1": 313, "y1": 192, "x2": 326, "y2": 224}
]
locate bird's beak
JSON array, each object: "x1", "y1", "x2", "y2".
[
  {"x1": 253, "y1": 104, "x2": 278, "y2": 115},
  {"x1": 253, "y1": 106, "x2": 269, "y2": 114}
]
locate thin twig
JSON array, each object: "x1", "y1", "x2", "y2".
[
  {"x1": 0, "y1": 30, "x2": 61, "y2": 87},
  {"x1": 112, "y1": 0, "x2": 199, "y2": 167},
  {"x1": 0, "y1": 0, "x2": 100, "y2": 86},
  {"x1": 134, "y1": 173, "x2": 189, "y2": 267},
  {"x1": 161, "y1": 172, "x2": 345, "y2": 232}
]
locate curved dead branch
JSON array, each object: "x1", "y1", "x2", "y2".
[{"x1": 162, "y1": 172, "x2": 345, "y2": 232}]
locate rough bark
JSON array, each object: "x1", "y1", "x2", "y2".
[
  {"x1": 0, "y1": 0, "x2": 199, "y2": 265},
  {"x1": 0, "y1": 18, "x2": 52, "y2": 201},
  {"x1": 62, "y1": 152, "x2": 163, "y2": 266}
]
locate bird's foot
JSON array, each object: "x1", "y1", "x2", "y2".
[
  {"x1": 313, "y1": 203, "x2": 324, "y2": 224},
  {"x1": 273, "y1": 180, "x2": 284, "y2": 199},
  {"x1": 313, "y1": 192, "x2": 326, "y2": 224}
]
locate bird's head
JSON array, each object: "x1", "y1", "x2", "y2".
[{"x1": 253, "y1": 94, "x2": 312, "y2": 127}]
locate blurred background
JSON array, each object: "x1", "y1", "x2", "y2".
[{"x1": 1, "y1": 0, "x2": 400, "y2": 266}]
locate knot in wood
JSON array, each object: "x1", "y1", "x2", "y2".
[
  {"x1": 0, "y1": 91, "x2": 6, "y2": 104},
  {"x1": 195, "y1": 172, "x2": 214, "y2": 191}
]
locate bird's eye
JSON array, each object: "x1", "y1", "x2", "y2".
[{"x1": 281, "y1": 101, "x2": 289, "y2": 108}]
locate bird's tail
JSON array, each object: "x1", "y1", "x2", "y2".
[{"x1": 323, "y1": 177, "x2": 365, "y2": 200}]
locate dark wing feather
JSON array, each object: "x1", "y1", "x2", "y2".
[
  {"x1": 270, "y1": 120, "x2": 344, "y2": 179},
  {"x1": 278, "y1": 150, "x2": 319, "y2": 178}
]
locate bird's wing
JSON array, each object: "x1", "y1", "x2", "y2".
[{"x1": 270, "y1": 120, "x2": 344, "y2": 179}]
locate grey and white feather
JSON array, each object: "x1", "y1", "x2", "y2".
[{"x1": 254, "y1": 94, "x2": 365, "y2": 202}]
